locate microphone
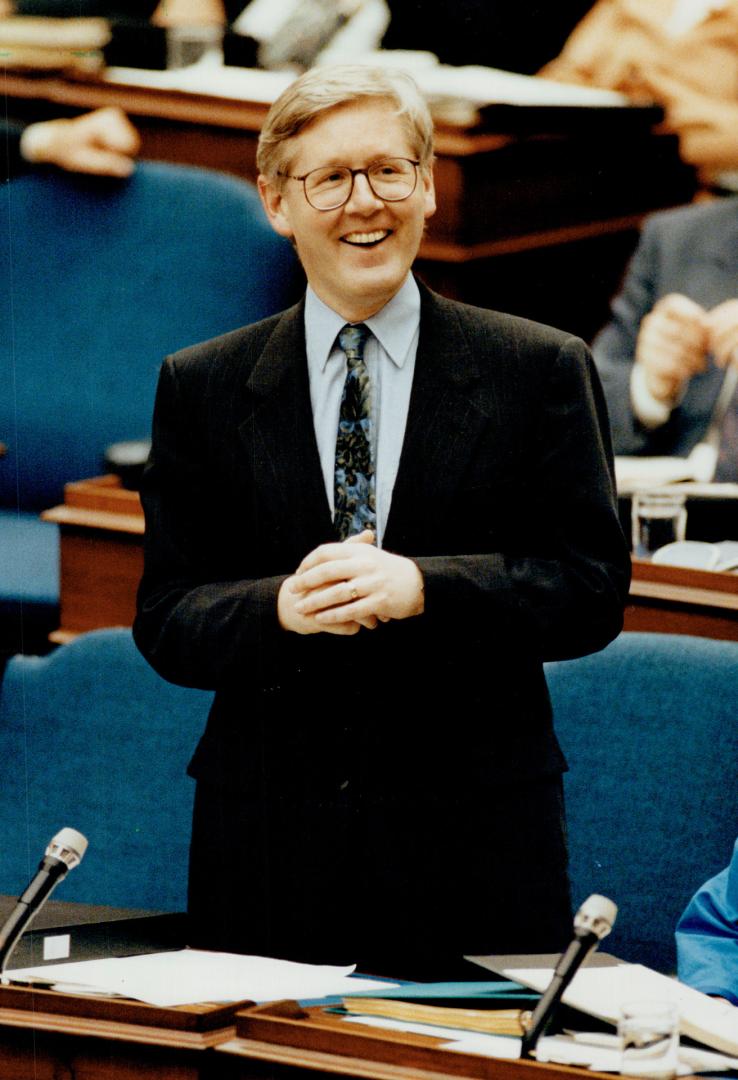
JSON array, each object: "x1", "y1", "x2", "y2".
[
  {"x1": 520, "y1": 893, "x2": 617, "y2": 1059},
  {"x1": 0, "y1": 827, "x2": 88, "y2": 974}
]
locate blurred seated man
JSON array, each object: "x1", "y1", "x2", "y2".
[
  {"x1": 677, "y1": 837, "x2": 738, "y2": 1005},
  {"x1": 592, "y1": 196, "x2": 738, "y2": 479},
  {"x1": 539, "y1": 0, "x2": 738, "y2": 178},
  {"x1": 2, "y1": 107, "x2": 140, "y2": 180}
]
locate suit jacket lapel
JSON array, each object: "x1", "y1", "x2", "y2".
[
  {"x1": 237, "y1": 302, "x2": 335, "y2": 554},
  {"x1": 384, "y1": 285, "x2": 488, "y2": 550}
]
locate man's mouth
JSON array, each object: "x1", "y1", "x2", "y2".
[{"x1": 341, "y1": 229, "x2": 391, "y2": 247}]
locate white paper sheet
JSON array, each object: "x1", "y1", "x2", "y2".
[{"x1": 5, "y1": 949, "x2": 398, "y2": 1007}]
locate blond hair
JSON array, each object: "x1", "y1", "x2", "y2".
[{"x1": 257, "y1": 65, "x2": 434, "y2": 179}]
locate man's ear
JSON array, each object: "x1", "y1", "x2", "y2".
[
  {"x1": 421, "y1": 165, "x2": 437, "y2": 222},
  {"x1": 257, "y1": 175, "x2": 294, "y2": 239}
]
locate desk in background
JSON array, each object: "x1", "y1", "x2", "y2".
[{"x1": 1, "y1": 69, "x2": 697, "y2": 341}]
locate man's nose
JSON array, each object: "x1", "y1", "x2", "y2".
[{"x1": 345, "y1": 172, "x2": 384, "y2": 213}]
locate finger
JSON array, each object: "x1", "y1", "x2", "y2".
[
  {"x1": 655, "y1": 293, "x2": 708, "y2": 322},
  {"x1": 314, "y1": 600, "x2": 377, "y2": 626},
  {"x1": 62, "y1": 147, "x2": 136, "y2": 177},
  {"x1": 295, "y1": 579, "x2": 367, "y2": 614},
  {"x1": 319, "y1": 620, "x2": 361, "y2": 636},
  {"x1": 292, "y1": 558, "x2": 368, "y2": 593},
  {"x1": 343, "y1": 529, "x2": 375, "y2": 545},
  {"x1": 356, "y1": 614, "x2": 378, "y2": 630},
  {"x1": 295, "y1": 543, "x2": 358, "y2": 576},
  {"x1": 86, "y1": 107, "x2": 142, "y2": 155}
]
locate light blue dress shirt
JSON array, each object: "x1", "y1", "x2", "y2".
[
  {"x1": 304, "y1": 274, "x2": 420, "y2": 545},
  {"x1": 676, "y1": 836, "x2": 738, "y2": 1005}
]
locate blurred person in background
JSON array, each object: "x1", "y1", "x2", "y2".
[
  {"x1": 540, "y1": 0, "x2": 738, "y2": 178},
  {"x1": 677, "y1": 837, "x2": 738, "y2": 1005},
  {"x1": 2, "y1": 107, "x2": 140, "y2": 180},
  {"x1": 591, "y1": 196, "x2": 738, "y2": 476}
]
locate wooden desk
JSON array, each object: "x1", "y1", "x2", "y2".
[
  {"x1": 0, "y1": 983, "x2": 241, "y2": 1080},
  {"x1": 626, "y1": 558, "x2": 738, "y2": 642},
  {"x1": 2, "y1": 69, "x2": 697, "y2": 339},
  {"x1": 0, "y1": 984, "x2": 624, "y2": 1080},
  {"x1": 41, "y1": 475, "x2": 143, "y2": 645}
]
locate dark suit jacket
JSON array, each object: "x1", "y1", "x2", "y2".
[
  {"x1": 134, "y1": 283, "x2": 629, "y2": 965},
  {"x1": 1, "y1": 123, "x2": 25, "y2": 182},
  {"x1": 593, "y1": 197, "x2": 738, "y2": 457}
]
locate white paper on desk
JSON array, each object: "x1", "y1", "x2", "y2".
[
  {"x1": 443, "y1": 1032, "x2": 522, "y2": 1059},
  {"x1": 5, "y1": 949, "x2": 397, "y2": 1008},
  {"x1": 414, "y1": 64, "x2": 629, "y2": 107},
  {"x1": 104, "y1": 64, "x2": 295, "y2": 103},
  {"x1": 495, "y1": 959, "x2": 738, "y2": 1058}
]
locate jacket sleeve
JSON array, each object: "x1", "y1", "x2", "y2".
[
  {"x1": 416, "y1": 334, "x2": 631, "y2": 663},
  {"x1": 133, "y1": 355, "x2": 292, "y2": 690},
  {"x1": 676, "y1": 838, "x2": 738, "y2": 1004},
  {"x1": 591, "y1": 219, "x2": 668, "y2": 455}
]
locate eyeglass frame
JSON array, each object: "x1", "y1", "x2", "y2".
[{"x1": 276, "y1": 157, "x2": 421, "y2": 211}]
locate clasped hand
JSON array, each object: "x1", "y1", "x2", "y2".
[
  {"x1": 636, "y1": 294, "x2": 738, "y2": 404},
  {"x1": 277, "y1": 530, "x2": 424, "y2": 636}
]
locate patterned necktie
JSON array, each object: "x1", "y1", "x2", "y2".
[
  {"x1": 715, "y1": 383, "x2": 738, "y2": 481},
  {"x1": 334, "y1": 323, "x2": 376, "y2": 539}
]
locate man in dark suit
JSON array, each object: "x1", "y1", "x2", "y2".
[
  {"x1": 593, "y1": 198, "x2": 738, "y2": 464},
  {"x1": 133, "y1": 64, "x2": 629, "y2": 978}
]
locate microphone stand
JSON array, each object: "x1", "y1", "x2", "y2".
[
  {"x1": 520, "y1": 894, "x2": 617, "y2": 1060},
  {"x1": 0, "y1": 829, "x2": 87, "y2": 975}
]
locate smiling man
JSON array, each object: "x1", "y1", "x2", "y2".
[{"x1": 133, "y1": 65, "x2": 630, "y2": 978}]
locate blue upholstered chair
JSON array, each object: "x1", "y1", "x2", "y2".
[
  {"x1": 545, "y1": 631, "x2": 738, "y2": 973},
  {"x1": 0, "y1": 162, "x2": 297, "y2": 652},
  {"x1": 0, "y1": 628, "x2": 213, "y2": 912}
]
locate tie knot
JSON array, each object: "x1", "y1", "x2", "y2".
[{"x1": 338, "y1": 323, "x2": 369, "y2": 362}]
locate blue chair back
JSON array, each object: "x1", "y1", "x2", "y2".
[
  {"x1": 546, "y1": 631, "x2": 738, "y2": 973},
  {"x1": 0, "y1": 629, "x2": 213, "y2": 912},
  {"x1": 0, "y1": 161, "x2": 297, "y2": 512}
]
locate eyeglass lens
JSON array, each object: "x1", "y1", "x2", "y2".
[{"x1": 305, "y1": 159, "x2": 417, "y2": 209}]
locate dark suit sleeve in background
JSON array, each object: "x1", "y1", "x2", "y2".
[{"x1": 2, "y1": 122, "x2": 26, "y2": 183}]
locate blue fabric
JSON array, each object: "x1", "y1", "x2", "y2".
[
  {"x1": 0, "y1": 160, "x2": 297, "y2": 637},
  {"x1": 676, "y1": 837, "x2": 738, "y2": 1003},
  {"x1": 545, "y1": 631, "x2": 738, "y2": 973},
  {"x1": 0, "y1": 161, "x2": 297, "y2": 512},
  {"x1": 0, "y1": 628, "x2": 213, "y2": 912},
  {"x1": 0, "y1": 513, "x2": 58, "y2": 605}
]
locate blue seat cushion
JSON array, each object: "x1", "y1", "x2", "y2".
[{"x1": 0, "y1": 512, "x2": 59, "y2": 607}]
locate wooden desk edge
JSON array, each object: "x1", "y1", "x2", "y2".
[
  {"x1": 629, "y1": 579, "x2": 738, "y2": 612},
  {"x1": 41, "y1": 504, "x2": 145, "y2": 536},
  {"x1": 0, "y1": 1004, "x2": 233, "y2": 1050},
  {"x1": 218, "y1": 1036, "x2": 655, "y2": 1080}
]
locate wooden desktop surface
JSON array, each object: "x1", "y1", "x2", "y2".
[{"x1": 0, "y1": 981, "x2": 655, "y2": 1080}]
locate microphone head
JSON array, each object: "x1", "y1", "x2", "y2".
[
  {"x1": 45, "y1": 828, "x2": 88, "y2": 870},
  {"x1": 574, "y1": 893, "x2": 618, "y2": 940}
]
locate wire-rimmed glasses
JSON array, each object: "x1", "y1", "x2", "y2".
[{"x1": 278, "y1": 158, "x2": 420, "y2": 211}]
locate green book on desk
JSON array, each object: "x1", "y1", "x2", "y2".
[{"x1": 340, "y1": 979, "x2": 538, "y2": 1036}]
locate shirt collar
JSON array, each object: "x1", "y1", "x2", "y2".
[{"x1": 305, "y1": 274, "x2": 421, "y2": 373}]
